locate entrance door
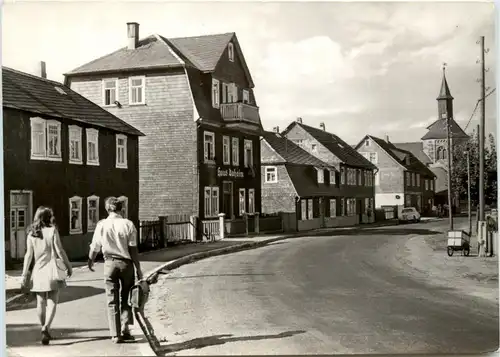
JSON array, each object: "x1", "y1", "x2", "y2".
[
  {"x1": 10, "y1": 192, "x2": 31, "y2": 260},
  {"x1": 222, "y1": 181, "x2": 233, "y2": 219}
]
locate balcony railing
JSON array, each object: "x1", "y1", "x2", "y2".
[{"x1": 220, "y1": 102, "x2": 260, "y2": 125}]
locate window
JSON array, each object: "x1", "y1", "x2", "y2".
[
  {"x1": 365, "y1": 198, "x2": 370, "y2": 212},
  {"x1": 244, "y1": 139, "x2": 253, "y2": 168},
  {"x1": 405, "y1": 172, "x2": 411, "y2": 186},
  {"x1": 204, "y1": 131, "x2": 215, "y2": 162},
  {"x1": 228, "y1": 42, "x2": 234, "y2": 62},
  {"x1": 212, "y1": 78, "x2": 220, "y2": 108},
  {"x1": 87, "y1": 195, "x2": 100, "y2": 232},
  {"x1": 118, "y1": 196, "x2": 128, "y2": 218},
  {"x1": 204, "y1": 187, "x2": 219, "y2": 218},
  {"x1": 86, "y1": 128, "x2": 99, "y2": 165},
  {"x1": 30, "y1": 117, "x2": 62, "y2": 161},
  {"x1": 311, "y1": 144, "x2": 318, "y2": 153},
  {"x1": 369, "y1": 152, "x2": 378, "y2": 164},
  {"x1": 248, "y1": 189, "x2": 255, "y2": 214},
  {"x1": 416, "y1": 174, "x2": 420, "y2": 187},
  {"x1": 317, "y1": 168, "x2": 324, "y2": 184},
  {"x1": 129, "y1": 76, "x2": 145, "y2": 105},
  {"x1": 329, "y1": 199, "x2": 336, "y2": 217},
  {"x1": 265, "y1": 166, "x2": 277, "y2": 183},
  {"x1": 431, "y1": 180, "x2": 434, "y2": 191},
  {"x1": 223, "y1": 136, "x2": 230, "y2": 165},
  {"x1": 103, "y1": 79, "x2": 118, "y2": 106},
  {"x1": 307, "y1": 199, "x2": 313, "y2": 220},
  {"x1": 357, "y1": 169, "x2": 361, "y2": 185},
  {"x1": 116, "y1": 134, "x2": 128, "y2": 169},
  {"x1": 69, "y1": 196, "x2": 82, "y2": 234},
  {"x1": 411, "y1": 173, "x2": 415, "y2": 187},
  {"x1": 346, "y1": 198, "x2": 356, "y2": 216},
  {"x1": 232, "y1": 137, "x2": 239, "y2": 166},
  {"x1": 365, "y1": 140, "x2": 370, "y2": 146},
  {"x1": 329, "y1": 170, "x2": 336, "y2": 185},
  {"x1": 228, "y1": 83, "x2": 238, "y2": 103},
  {"x1": 242, "y1": 89, "x2": 250, "y2": 104},
  {"x1": 301, "y1": 199, "x2": 307, "y2": 220},
  {"x1": 425, "y1": 179, "x2": 429, "y2": 190},
  {"x1": 340, "y1": 167, "x2": 345, "y2": 185},
  {"x1": 221, "y1": 83, "x2": 229, "y2": 103},
  {"x1": 239, "y1": 188, "x2": 246, "y2": 215},
  {"x1": 340, "y1": 198, "x2": 345, "y2": 216},
  {"x1": 405, "y1": 194, "x2": 411, "y2": 206},
  {"x1": 69, "y1": 125, "x2": 83, "y2": 164}
]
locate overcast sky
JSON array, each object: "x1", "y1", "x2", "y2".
[{"x1": 2, "y1": 1, "x2": 496, "y2": 144}]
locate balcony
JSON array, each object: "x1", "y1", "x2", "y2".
[{"x1": 220, "y1": 103, "x2": 261, "y2": 130}]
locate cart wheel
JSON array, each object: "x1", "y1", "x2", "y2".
[
  {"x1": 463, "y1": 243, "x2": 470, "y2": 257},
  {"x1": 447, "y1": 247, "x2": 454, "y2": 257}
]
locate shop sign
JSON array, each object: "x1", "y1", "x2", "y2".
[{"x1": 217, "y1": 167, "x2": 244, "y2": 178}]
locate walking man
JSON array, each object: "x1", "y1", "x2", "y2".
[{"x1": 88, "y1": 197, "x2": 143, "y2": 343}]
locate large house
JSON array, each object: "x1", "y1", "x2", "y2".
[
  {"x1": 261, "y1": 130, "x2": 358, "y2": 231},
  {"x1": 3, "y1": 65, "x2": 144, "y2": 262},
  {"x1": 64, "y1": 23, "x2": 262, "y2": 234},
  {"x1": 393, "y1": 67, "x2": 468, "y2": 208},
  {"x1": 355, "y1": 134, "x2": 436, "y2": 216},
  {"x1": 281, "y1": 119, "x2": 377, "y2": 224}
]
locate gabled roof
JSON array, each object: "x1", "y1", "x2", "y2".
[
  {"x1": 421, "y1": 118, "x2": 469, "y2": 140},
  {"x1": 3, "y1": 67, "x2": 144, "y2": 136},
  {"x1": 392, "y1": 141, "x2": 432, "y2": 165},
  {"x1": 261, "y1": 131, "x2": 333, "y2": 169},
  {"x1": 65, "y1": 31, "x2": 255, "y2": 87},
  {"x1": 356, "y1": 135, "x2": 435, "y2": 178},
  {"x1": 283, "y1": 122, "x2": 376, "y2": 170}
]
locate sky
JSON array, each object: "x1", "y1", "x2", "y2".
[{"x1": 2, "y1": 1, "x2": 497, "y2": 145}]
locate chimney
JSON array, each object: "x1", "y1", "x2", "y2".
[
  {"x1": 127, "y1": 22, "x2": 140, "y2": 50},
  {"x1": 39, "y1": 61, "x2": 47, "y2": 79},
  {"x1": 385, "y1": 134, "x2": 390, "y2": 143},
  {"x1": 320, "y1": 122, "x2": 325, "y2": 131},
  {"x1": 273, "y1": 126, "x2": 280, "y2": 133},
  {"x1": 296, "y1": 117, "x2": 303, "y2": 124}
]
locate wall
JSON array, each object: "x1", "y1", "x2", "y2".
[
  {"x1": 324, "y1": 215, "x2": 358, "y2": 228},
  {"x1": 67, "y1": 69, "x2": 197, "y2": 220},
  {"x1": 261, "y1": 164, "x2": 297, "y2": 213},
  {"x1": 375, "y1": 193, "x2": 405, "y2": 208},
  {"x1": 298, "y1": 218, "x2": 322, "y2": 231},
  {"x1": 285, "y1": 124, "x2": 341, "y2": 165},
  {"x1": 4, "y1": 108, "x2": 140, "y2": 260}
]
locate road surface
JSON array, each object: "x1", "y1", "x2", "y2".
[{"x1": 146, "y1": 219, "x2": 499, "y2": 355}]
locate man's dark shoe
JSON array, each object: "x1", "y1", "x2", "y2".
[{"x1": 121, "y1": 331, "x2": 135, "y2": 341}]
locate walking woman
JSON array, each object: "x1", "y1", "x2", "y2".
[{"x1": 21, "y1": 206, "x2": 73, "y2": 345}]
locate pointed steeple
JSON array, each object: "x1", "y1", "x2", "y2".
[{"x1": 437, "y1": 64, "x2": 454, "y2": 100}]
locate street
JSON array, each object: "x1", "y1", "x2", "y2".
[{"x1": 146, "y1": 218, "x2": 499, "y2": 355}]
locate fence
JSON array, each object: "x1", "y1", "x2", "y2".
[
  {"x1": 160, "y1": 214, "x2": 193, "y2": 243},
  {"x1": 201, "y1": 219, "x2": 220, "y2": 241},
  {"x1": 139, "y1": 220, "x2": 161, "y2": 251}
]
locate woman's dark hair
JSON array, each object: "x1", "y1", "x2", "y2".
[{"x1": 28, "y1": 206, "x2": 55, "y2": 238}]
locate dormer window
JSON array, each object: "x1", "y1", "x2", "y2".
[
  {"x1": 316, "y1": 168, "x2": 324, "y2": 184},
  {"x1": 228, "y1": 43, "x2": 234, "y2": 62}
]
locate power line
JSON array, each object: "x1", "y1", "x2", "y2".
[{"x1": 463, "y1": 87, "x2": 496, "y2": 132}]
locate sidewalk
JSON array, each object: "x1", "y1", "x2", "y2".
[{"x1": 6, "y1": 240, "x2": 257, "y2": 357}]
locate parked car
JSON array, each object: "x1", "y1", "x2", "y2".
[{"x1": 399, "y1": 207, "x2": 421, "y2": 223}]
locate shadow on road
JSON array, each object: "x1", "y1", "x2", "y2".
[
  {"x1": 165, "y1": 273, "x2": 276, "y2": 280},
  {"x1": 6, "y1": 285, "x2": 105, "y2": 311},
  {"x1": 6, "y1": 323, "x2": 110, "y2": 347},
  {"x1": 157, "y1": 330, "x2": 306, "y2": 354},
  {"x1": 312, "y1": 228, "x2": 441, "y2": 237}
]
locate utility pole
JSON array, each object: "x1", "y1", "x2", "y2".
[
  {"x1": 444, "y1": 64, "x2": 454, "y2": 230},
  {"x1": 477, "y1": 36, "x2": 487, "y2": 257},
  {"x1": 466, "y1": 150, "x2": 472, "y2": 235}
]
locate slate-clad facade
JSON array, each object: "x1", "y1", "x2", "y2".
[
  {"x1": 3, "y1": 66, "x2": 143, "y2": 262},
  {"x1": 65, "y1": 23, "x2": 262, "y2": 226}
]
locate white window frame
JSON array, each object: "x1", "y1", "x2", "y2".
[
  {"x1": 307, "y1": 199, "x2": 313, "y2": 220},
  {"x1": 248, "y1": 189, "x2": 255, "y2": 214},
  {"x1": 129, "y1": 76, "x2": 146, "y2": 105},
  {"x1": 244, "y1": 139, "x2": 253, "y2": 168},
  {"x1": 212, "y1": 78, "x2": 220, "y2": 108},
  {"x1": 416, "y1": 174, "x2": 420, "y2": 187},
  {"x1": 68, "y1": 125, "x2": 83, "y2": 165},
  {"x1": 232, "y1": 137, "x2": 240, "y2": 166},
  {"x1": 86, "y1": 128, "x2": 100, "y2": 166},
  {"x1": 102, "y1": 78, "x2": 118, "y2": 107},
  {"x1": 330, "y1": 199, "x2": 336, "y2": 217},
  {"x1": 301, "y1": 199, "x2": 307, "y2": 220},
  {"x1": 239, "y1": 188, "x2": 246, "y2": 215},
  {"x1": 228, "y1": 42, "x2": 235, "y2": 62},
  {"x1": 30, "y1": 118, "x2": 63, "y2": 162},
  {"x1": 118, "y1": 195, "x2": 128, "y2": 218},
  {"x1": 242, "y1": 89, "x2": 249, "y2": 104},
  {"x1": 265, "y1": 166, "x2": 277, "y2": 183},
  {"x1": 316, "y1": 168, "x2": 324, "y2": 184},
  {"x1": 69, "y1": 196, "x2": 83, "y2": 235},
  {"x1": 329, "y1": 170, "x2": 336, "y2": 185},
  {"x1": 340, "y1": 167, "x2": 345, "y2": 185},
  {"x1": 365, "y1": 198, "x2": 370, "y2": 213},
  {"x1": 369, "y1": 152, "x2": 378, "y2": 164},
  {"x1": 116, "y1": 134, "x2": 128, "y2": 169},
  {"x1": 425, "y1": 179, "x2": 429, "y2": 190},
  {"x1": 87, "y1": 195, "x2": 100, "y2": 232},
  {"x1": 204, "y1": 131, "x2": 215, "y2": 163},
  {"x1": 222, "y1": 136, "x2": 230, "y2": 165},
  {"x1": 204, "y1": 187, "x2": 219, "y2": 218},
  {"x1": 222, "y1": 82, "x2": 229, "y2": 104}
]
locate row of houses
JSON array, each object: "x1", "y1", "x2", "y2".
[{"x1": 5, "y1": 22, "x2": 463, "y2": 262}]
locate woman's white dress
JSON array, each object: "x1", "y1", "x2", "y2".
[{"x1": 28, "y1": 226, "x2": 66, "y2": 292}]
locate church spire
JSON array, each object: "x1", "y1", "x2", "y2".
[{"x1": 437, "y1": 64, "x2": 454, "y2": 100}]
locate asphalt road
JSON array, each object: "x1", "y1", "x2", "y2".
[{"x1": 148, "y1": 219, "x2": 499, "y2": 355}]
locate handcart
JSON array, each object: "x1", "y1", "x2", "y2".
[{"x1": 446, "y1": 230, "x2": 470, "y2": 257}]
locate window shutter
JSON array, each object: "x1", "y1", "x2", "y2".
[
  {"x1": 232, "y1": 83, "x2": 238, "y2": 102},
  {"x1": 31, "y1": 121, "x2": 45, "y2": 156}
]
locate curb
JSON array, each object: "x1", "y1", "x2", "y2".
[{"x1": 134, "y1": 235, "x2": 294, "y2": 356}]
